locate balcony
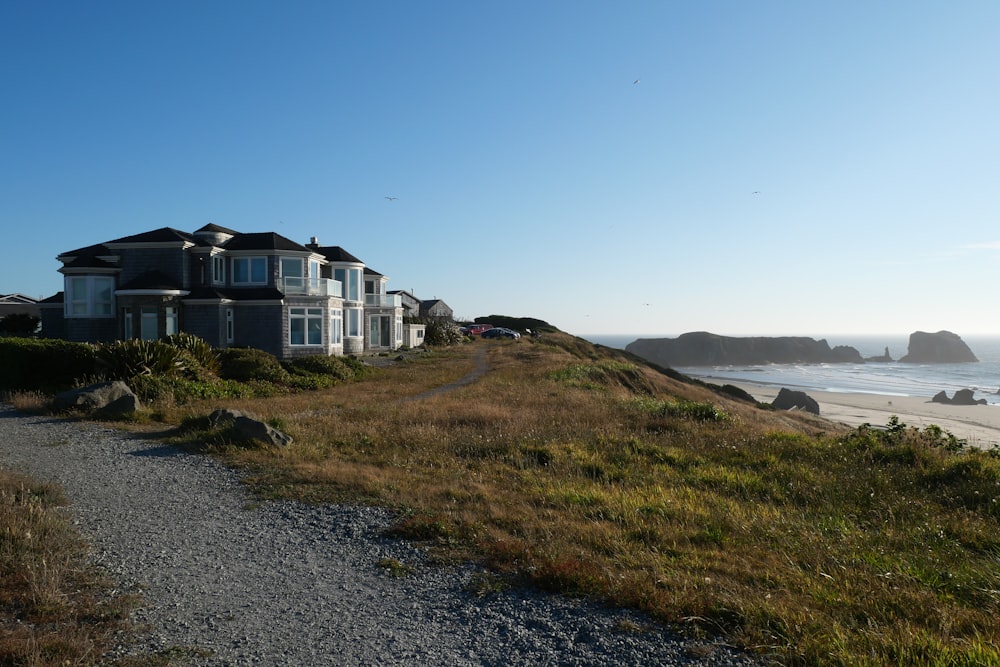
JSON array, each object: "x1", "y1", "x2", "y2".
[
  {"x1": 282, "y1": 277, "x2": 342, "y2": 298},
  {"x1": 364, "y1": 293, "x2": 402, "y2": 308}
]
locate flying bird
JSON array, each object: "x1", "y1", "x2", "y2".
[
  {"x1": 633, "y1": 78, "x2": 640, "y2": 84},
  {"x1": 384, "y1": 196, "x2": 398, "y2": 201},
  {"x1": 752, "y1": 191, "x2": 761, "y2": 195}
]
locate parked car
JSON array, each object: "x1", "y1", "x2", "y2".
[
  {"x1": 461, "y1": 324, "x2": 493, "y2": 335},
  {"x1": 481, "y1": 327, "x2": 520, "y2": 339}
]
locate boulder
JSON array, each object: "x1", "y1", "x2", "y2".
[
  {"x1": 208, "y1": 408, "x2": 293, "y2": 447},
  {"x1": 53, "y1": 381, "x2": 140, "y2": 416},
  {"x1": 899, "y1": 331, "x2": 977, "y2": 363},
  {"x1": 771, "y1": 388, "x2": 820, "y2": 415},
  {"x1": 931, "y1": 389, "x2": 986, "y2": 406}
]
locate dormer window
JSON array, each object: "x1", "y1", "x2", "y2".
[{"x1": 232, "y1": 257, "x2": 267, "y2": 285}]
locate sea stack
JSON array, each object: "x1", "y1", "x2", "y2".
[{"x1": 899, "y1": 331, "x2": 977, "y2": 363}]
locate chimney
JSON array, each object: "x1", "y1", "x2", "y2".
[{"x1": 309, "y1": 236, "x2": 319, "y2": 246}]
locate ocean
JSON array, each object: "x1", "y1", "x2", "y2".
[{"x1": 581, "y1": 334, "x2": 1000, "y2": 406}]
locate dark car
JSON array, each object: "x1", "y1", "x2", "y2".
[{"x1": 481, "y1": 327, "x2": 520, "y2": 339}]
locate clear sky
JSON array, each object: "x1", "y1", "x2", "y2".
[{"x1": 2, "y1": 1, "x2": 999, "y2": 337}]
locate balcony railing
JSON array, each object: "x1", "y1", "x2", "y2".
[
  {"x1": 364, "y1": 293, "x2": 402, "y2": 308},
  {"x1": 282, "y1": 277, "x2": 342, "y2": 298}
]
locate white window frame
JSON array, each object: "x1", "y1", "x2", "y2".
[
  {"x1": 64, "y1": 276, "x2": 115, "y2": 318},
  {"x1": 346, "y1": 307, "x2": 362, "y2": 337},
  {"x1": 165, "y1": 306, "x2": 178, "y2": 336},
  {"x1": 232, "y1": 257, "x2": 268, "y2": 285},
  {"x1": 140, "y1": 306, "x2": 158, "y2": 340},
  {"x1": 330, "y1": 308, "x2": 342, "y2": 345},
  {"x1": 289, "y1": 307, "x2": 324, "y2": 346},
  {"x1": 226, "y1": 308, "x2": 234, "y2": 344}
]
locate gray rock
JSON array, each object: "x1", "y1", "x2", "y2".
[
  {"x1": 931, "y1": 389, "x2": 986, "y2": 405},
  {"x1": 900, "y1": 331, "x2": 978, "y2": 363},
  {"x1": 209, "y1": 408, "x2": 293, "y2": 447},
  {"x1": 53, "y1": 381, "x2": 140, "y2": 415},
  {"x1": 771, "y1": 388, "x2": 820, "y2": 415},
  {"x1": 626, "y1": 332, "x2": 863, "y2": 367}
]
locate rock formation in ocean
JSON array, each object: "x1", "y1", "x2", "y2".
[
  {"x1": 899, "y1": 331, "x2": 977, "y2": 363},
  {"x1": 865, "y1": 346, "x2": 893, "y2": 362},
  {"x1": 625, "y1": 332, "x2": 863, "y2": 367}
]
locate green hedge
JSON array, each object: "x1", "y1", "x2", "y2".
[{"x1": 0, "y1": 338, "x2": 97, "y2": 392}]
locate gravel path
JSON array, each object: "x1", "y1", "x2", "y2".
[{"x1": 0, "y1": 405, "x2": 764, "y2": 666}]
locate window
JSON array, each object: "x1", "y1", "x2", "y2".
[
  {"x1": 226, "y1": 308, "x2": 234, "y2": 344},
  {"x1": 232, "y1": 257, "x2": 267, "y2": 284},
  {"x1": 309, "y1": 260, "x2": 321, "y2": 290},
  {"x1": 330, "y1": 308, "x2": 342, "y2": 345},
  {"x1": 65, "y1": 276, "x2": 114, "y2": 317},
  {"x1": 346, "y1": 307, "x2": 361, "y2": 337},
  {"x1": 334, "y1": 268, "x2": 362, "y2": 301},
  {"x1": 124, "y1": 308, "x2": 133, "y2": 339},
  {"x1": 212, "y1": 256, "x2": 226, "y2": 285},
  {"x1": 290, "y1": 307, "x2": 323, "y2": 345},
  {"x1": 140, "y1": 307, "x2": 158, "y2": 340},
  {"x1": 165, "y1": 307, "x2": 178, "y2": 336}
]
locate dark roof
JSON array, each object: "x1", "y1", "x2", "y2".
[
  {"x1": 107, "y1": 227, "x2": 205, "y2": 246},
  {"x1": 223, "y1": 232, "x2": 311, "y2": 252},
  {"x1": 194, "y1": 223, "x2": 239, "y2": 235},
  {"x1": 364, "y1": 267, "x2": 384, "y2": 277},
  {"x1": 59, "y1": 244, "x2": 118, "y2": 270},
  {"x1": 118, "y1": 270, "x2": 182, "y2": 291},
  {"x1": 40, "y1": 292, "x2": 64, "y2": 304},
  {"x1": 309, "y1": 245, "x2": 364, "y2": 264}
]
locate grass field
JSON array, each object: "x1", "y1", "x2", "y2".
[{"x1": 5, "y1": 332, "x2": 1000, "y2": 666}]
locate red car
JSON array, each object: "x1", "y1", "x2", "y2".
[{"x1": 461, "y1": 324, "x2": 493, "y2": 335}]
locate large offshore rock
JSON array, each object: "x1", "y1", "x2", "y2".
[
  {"x1": 899, "y1": 331, "x2": 977, "y2": 363},
  {"x1": 625, "y1": 332, "x2": 863, "y2": 367}
]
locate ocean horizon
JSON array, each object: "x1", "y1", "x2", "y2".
[{"x1": 579, "y1": 333, "x2": 1000, "y2": 406}]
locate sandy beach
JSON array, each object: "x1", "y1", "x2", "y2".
[{"x1": 724, "y1": 381, "x2": 1000, "y2": 450}]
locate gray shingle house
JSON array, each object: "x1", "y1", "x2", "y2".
[{"x1": 41, "y1": 224, "x2": 405, "y2": 359}]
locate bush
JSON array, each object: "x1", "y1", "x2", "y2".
[
  {"x1": 0, "y1": 337, "x2": 97, "y2": 392},
  {"x1": 218, "y1": 347, "x2": 292, "y2": 384},
  {"x1": 285, "y1": 354, "x2": 355, "y2": 381},
  {"x1": 0, "y1": 313, "x2": 40, "y2": 336},
  {"x1": 167, "y1": 332, "x2": 221, "y2": 375},
  {"x1": 95, "y1": 339, "x2": 192, "y2": 380},
  {"x1": 421, "y1": 320, "x2": 465, "y2": 346}
]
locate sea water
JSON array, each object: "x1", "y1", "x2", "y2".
[{"x1": 582, "y1": 334, "x2": 1000, "y2": 406}]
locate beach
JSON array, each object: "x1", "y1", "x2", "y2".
[{"x1": 728, "y1": 382, "x2": 1000, "y2": 450}]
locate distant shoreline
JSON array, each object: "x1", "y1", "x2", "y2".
[{"x1": 717, "y1": 379, "x2": 1000, "y2": 451}]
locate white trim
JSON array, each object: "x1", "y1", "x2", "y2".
[{"x1": 115, "y1": 289, "x2": 189, "y2": 296}]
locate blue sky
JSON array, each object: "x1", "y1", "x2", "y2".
[{"x1": 2, "y1": 1, "x2": 999, "y2": 337}]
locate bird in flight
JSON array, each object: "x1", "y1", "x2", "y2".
[
  {"x1": 752, "y1": 191, "x2": 761, "y2": 195},
  {"x1": 633, "y1": 78, "x2": 640, "y2": 84},
  {"x1": 384, "y1": 196, "x2": 398, "y2": 201}
]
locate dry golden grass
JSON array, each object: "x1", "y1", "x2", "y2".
[
  {"x1": 141, "y1": 334, "x2": 1000, "y2": 665},
  {"x1": 0, "y1": 469, "x2": 139, "y2": 666}
]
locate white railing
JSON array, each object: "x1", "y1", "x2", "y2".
[
  {"x1": 282, "y1": 277, "x2": 342, "y2": 297},
  {"x1": 364, "y1": 294, "x2": 402, "y2": 307}
]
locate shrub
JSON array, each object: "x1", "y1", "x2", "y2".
[
  {"x1": 95, "y1": 339, "x2": 191, "y2": 380},
  {"x1": 218, "y1": 347, "x2": 292, "y2": 384},
  {"x1": 0, "y1": 337, "x2": 97, "y2": 392},
  {"x1": 167, "y1": 332, "x2": 221, "y2": 376},
  {"x1": 285, "y1": 354, "x2": 355, "y2": 381},
  {"x1": 0, "y1": 313, "x2": 40, "y2": 336},
  {"x1": 418, "y1": 319, "x2": 465, "y2": 346}
]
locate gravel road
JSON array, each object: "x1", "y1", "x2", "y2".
[{"x1": 0, "y1": 405, "x2": 764, "y2": 666}]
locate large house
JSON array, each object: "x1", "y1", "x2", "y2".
[{"x1": 40, "y1": 224, "x2": 410, "y2": 359}]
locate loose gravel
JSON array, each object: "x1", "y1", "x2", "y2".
[{"x1": 0, "y1": 405, "x2": 765, "y2": 666}]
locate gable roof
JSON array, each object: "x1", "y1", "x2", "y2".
[
  {"x1": 310, "y1": 245, "x2": 364, "y2": 264},
  {"x1": 106, "y1": 227, "x2": 205, "y2": 246},
  {"x1": 223, "y1": 232, "x2": 311, "y2": 252},
  {"x1": 195, "y1": 223, "x2": 239, "y2": 235},
  {"x1": 0, "y1": 294, "x2": 39, "y2": 305}
]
